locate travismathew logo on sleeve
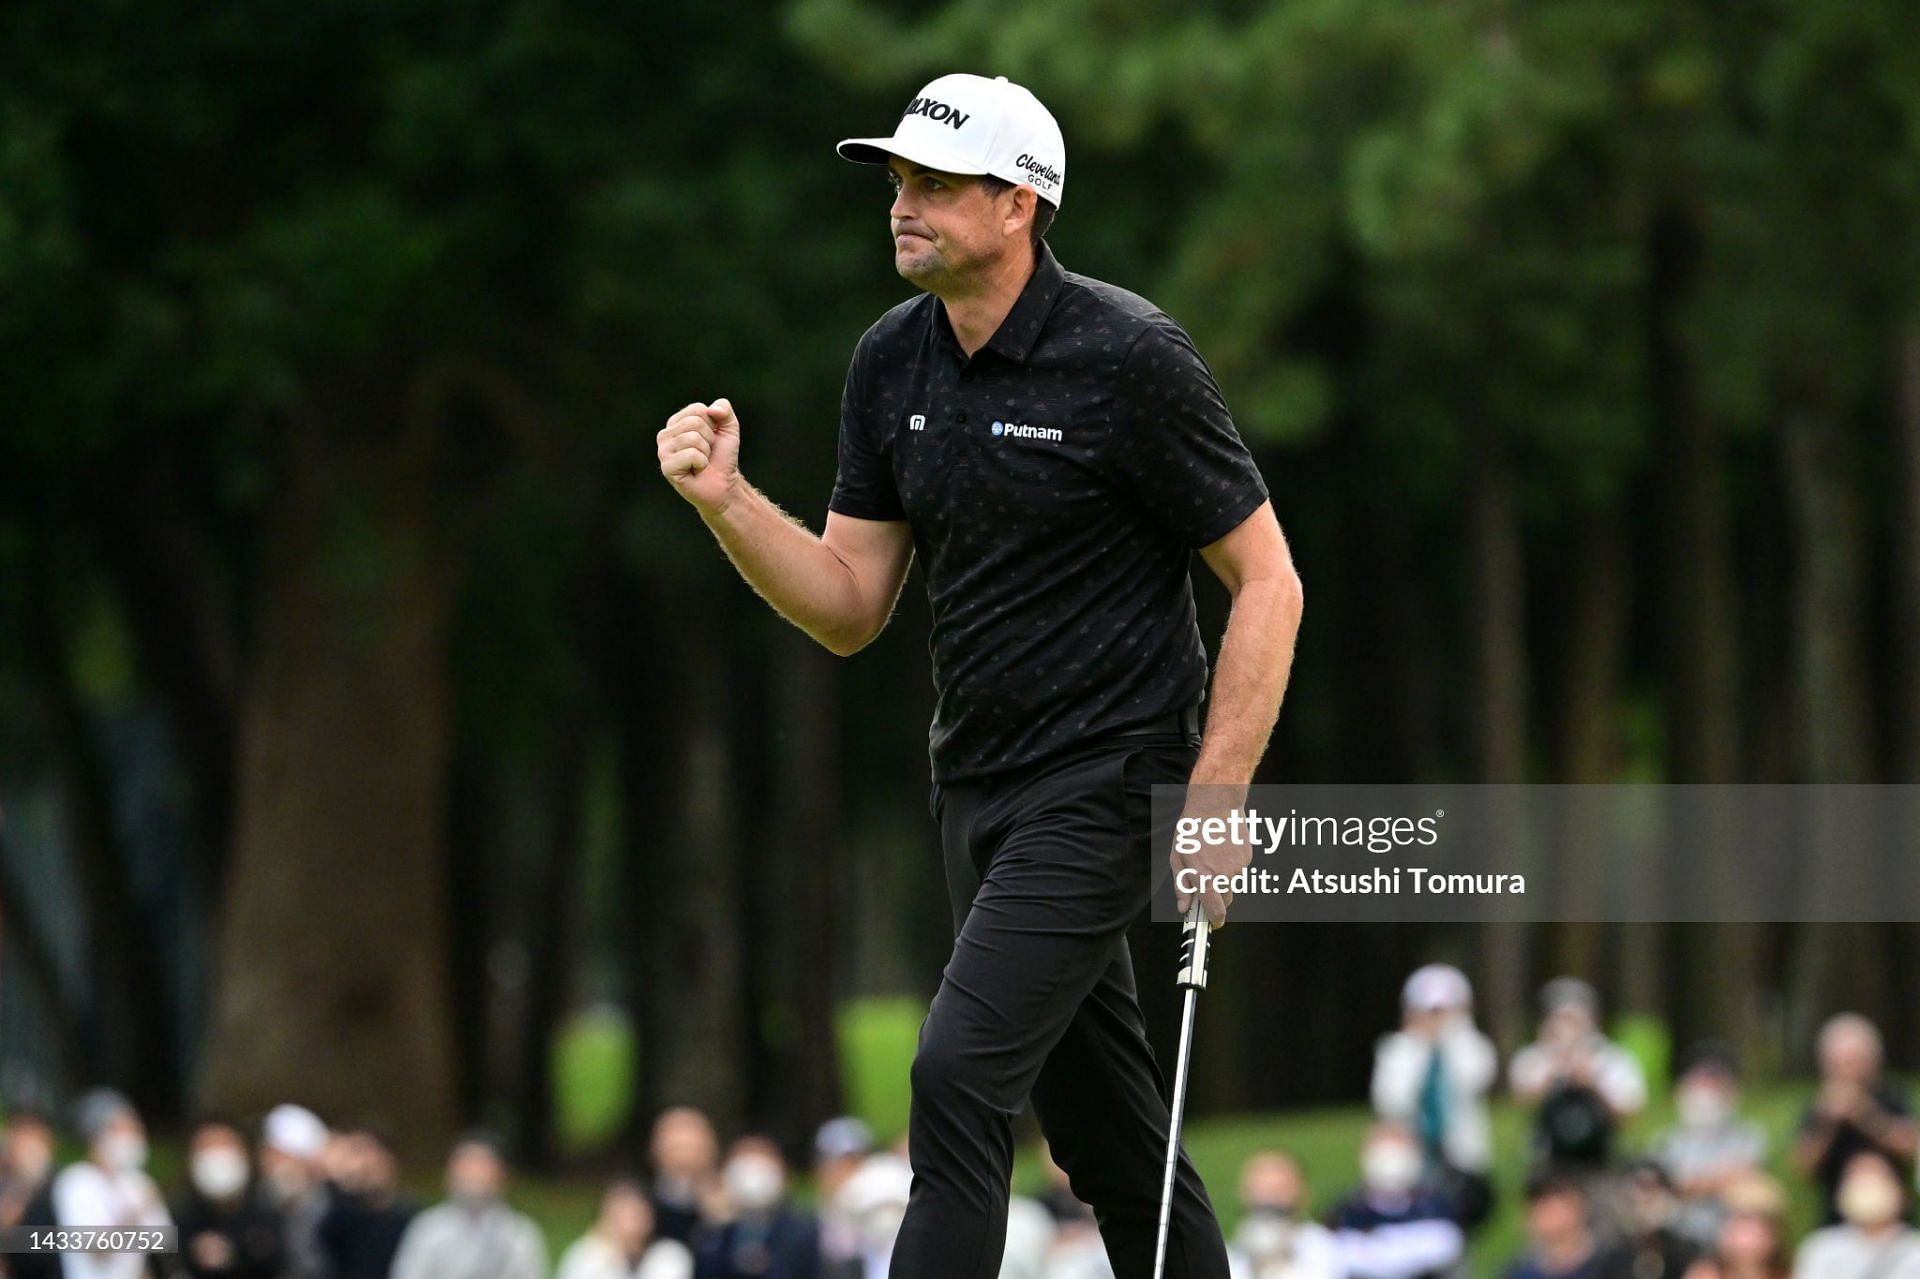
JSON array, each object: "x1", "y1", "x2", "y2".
[{"x1": 905, "y1": 97, "x2": 971, "y2": 129}]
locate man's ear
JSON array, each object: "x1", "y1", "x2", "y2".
[{"x1": 1005, "y1": 185, "x2": 1036, "y2": 241}]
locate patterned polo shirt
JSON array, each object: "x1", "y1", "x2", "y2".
[{"x1": 830, "y1": 241, "x2": 1269, "y2": 782}]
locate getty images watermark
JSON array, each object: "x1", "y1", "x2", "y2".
[{"x1": 1148, "y1": 784, "x2": 1920, "y2": 924}]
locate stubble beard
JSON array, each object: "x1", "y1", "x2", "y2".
[{"x1": 895, "y1": 238, "x2": 951, "y2": 289}]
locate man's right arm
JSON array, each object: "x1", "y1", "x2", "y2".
[{"x1": 658, "y1": 399, "x2": 913, "y2": 656}]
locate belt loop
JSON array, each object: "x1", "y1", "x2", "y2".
[{"x1": 1182, "y1": 704, "x2": 1201, "y2": 737}]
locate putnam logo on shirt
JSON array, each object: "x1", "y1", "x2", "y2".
[{"x1": 992, "y1": 420, "x2": 1062, "y2": 443}]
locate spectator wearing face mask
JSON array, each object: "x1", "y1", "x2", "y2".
[
  {"x1": 390, "y1": 1131, "x2": 547, "y2": 1279},
  {"x1": 1506, "y1": 1173, "x2": 1606, "y2": 1279},
  {"x1": 1373, "y1": 965, "x2": 1499, "y2": 1230},
  {"x1": 1511, "y1": 980, "x2": 1646, "y2": 1171},
  {"x1": 1656, "y1": 1046, "x2": 1768, "y2": 1248},
  {"x1": 694, "y1": 1136, "x2": 820, "y2": 1279},
  {"x1": 648, "y1": 1108, "x2": 721, "y2": 1247},
  {"x1": 254, "y1": 1104, "x2": 331, "y2": 1279},
  {"x1": 171, "y1": 1121, "x2": 284, "y2": 1279},
  {"x1": 1793, "y1": 1153, "x2": 1920, "y2": 1279},
  {"x1": 50, "y1": 1090, "x2": 172, "y2": 1279},
  {"x1": 1796, "y1": 1016, "x2": 1919, "y2": 1227},
  {"x1": 1680, "y1": 1172, "x2": 1793, "y2": 1279},
  {"x1": 557, "y1": 1179, "x2": 694, "y2": 1279},
  {"x1": 1, "y1": 1109, "x2": 61, "y2": 1279},
  {"x1": 1227, "y1": 1151, "x2": 1338, "y2": 1279},
  {"x1": 1328, "y1": 1124, "x2": 1465, "y2": 1279},
  {"x1": 314, "y1": 1127, "x2": 416, "y2": 1279}
]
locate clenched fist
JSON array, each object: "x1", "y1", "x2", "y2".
[{"x1": 659, "y1": 399, "x2": 743, "y2": 513}]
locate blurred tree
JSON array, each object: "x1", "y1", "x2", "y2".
[{"x1": 0, "y1": 0, "x2": 893, "y2": 1148}]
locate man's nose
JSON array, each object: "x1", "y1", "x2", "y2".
[{"x1": 890, "y1": 186, "x2": 915, "y2": 222}]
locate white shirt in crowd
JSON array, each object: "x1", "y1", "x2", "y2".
[
  {"x1": 1333, "y1": 1213, "x2": 1465, "y2": 1279},
  {"x1": 1509, "y1": 1034, "x2": 1647, "y2": 1114},
  {"x1": 1794, "y1": 1225, "x2": 1920, "y2": 1279},
  {"x1": 51, "y1": 1161, "x2": 173, "y2": 1279},
  {"x1": 1371, "y1": 1020, "x2": 1499, "y2": 1173},
  {"x1": 390, "y1": 1199, "x2": 548, "y2": 1279},
  {"x1": 556, "y1": 1231, "x2": 696, "y2": 1279}
]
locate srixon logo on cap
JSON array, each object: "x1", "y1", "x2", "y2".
[{"x1": 904, "y1": 96, "x2": 971, "y2": 130}]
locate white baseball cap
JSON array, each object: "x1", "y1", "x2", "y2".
[
  {"x1": 837, "y1": 73, "x2": 1066, "y2": 208},
  {"x1": 1403, "y1": 963, "x2": 1472, "y2": 1012},
  {"x1": 263, "y1": 1103, "x2": 329, "y2": 1159}
]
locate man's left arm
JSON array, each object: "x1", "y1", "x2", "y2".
[
  {"x1": 1172, "y1": 502, "x2": 1303, "y2": 924},
  {"x1": 1107, "y1": 323, "x2": 1303, "y2": 925},
  {"x1": 1193, "y1": 501, "x2": 1303, "y2": 786}
]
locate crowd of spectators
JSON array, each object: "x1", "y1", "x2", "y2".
[
  {"x1": 0, "y1": 1095, "x2": 1116, "y2": 1278},
  {"x1": 1, "y1": 973, "x2": 1914, "y2": 1279},
  {"x1": 1220, "y1": 967, "x2": 1920, "y2": 1279}
]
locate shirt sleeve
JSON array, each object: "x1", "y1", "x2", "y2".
[
  {"x1": 1371, "y1": 1035, "x2": 1420, "y2": 1117},
  {"x1": 827, "y1": 337, "x2": 906, "y2": 522},
  {"x1": 1110, "y1": 323, "x2": 1269, "y2": 548}
]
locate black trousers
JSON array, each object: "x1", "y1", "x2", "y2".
[{"x1": 889, "y1": 736, "x2": 1230, "y2": 1279}]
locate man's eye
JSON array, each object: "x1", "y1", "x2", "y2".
[{"x1": 925, "y1": 178, "x2": 944, "y2": 191}]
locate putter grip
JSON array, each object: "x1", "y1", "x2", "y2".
[{"x1": 1176, "y1": 904, "x2": 1211, "y2": 989}]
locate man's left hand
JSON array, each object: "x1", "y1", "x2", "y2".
[{"x1": 1171, "y1": 785, "x2": 1251, "y2": 929}]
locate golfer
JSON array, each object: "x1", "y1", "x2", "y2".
[{"x1": 658, "y1": 73, "x2": 1303, "y2": 1279}]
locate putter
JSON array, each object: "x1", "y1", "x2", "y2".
[{"x1": 1151, "y1": 900, "x2": 1212, "y2": 1279}]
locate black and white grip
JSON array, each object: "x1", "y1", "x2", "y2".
[{"x1": 1175, "y1": 905, "x2": 1211, "y2": 989}]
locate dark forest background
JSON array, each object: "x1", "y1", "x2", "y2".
[{"x1": 4, "y1": 0, "x2": 1920, "y2": 1165}]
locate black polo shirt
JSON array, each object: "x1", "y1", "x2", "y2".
[{"x1": 830, "y1": 242, "x2": 1269, "y2": 783}]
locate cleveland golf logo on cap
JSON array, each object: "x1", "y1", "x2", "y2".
[
  {"x1": 837, "y1": 72, "x2": 1068, "y2": 208},
  {"x1": 1015, "y1": 153, "x2": 1062, "y2": 196}
]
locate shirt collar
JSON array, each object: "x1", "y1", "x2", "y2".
[{"x1": 931, "y1": 242, "x2": 1066, "y2": 366}]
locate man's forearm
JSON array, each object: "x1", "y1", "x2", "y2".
[
  {"x1": 700, "y1": 480, "x2": 874, "y2": 655},
  {"x1": 1191, "y1": 574, "x2": 1303, "y2": 785},
  {"x1": 1862, "y1": 1106, "x2": 1920, "y2": 1157}
]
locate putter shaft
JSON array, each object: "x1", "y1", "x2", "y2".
[{"x1": 1152, "y1": 907, "x2": 1211, "y2": 1279}]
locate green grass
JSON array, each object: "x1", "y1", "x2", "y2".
[
  {"x1": 553, "y1": 1004, "x2": 639, "y2": 1154},
  {"x1": 837, "y1": 996, "x2": 924, "y2": 1140}
]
